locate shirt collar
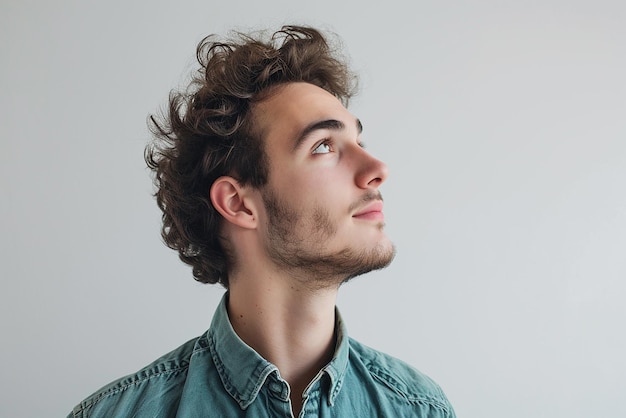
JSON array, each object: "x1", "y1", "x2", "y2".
[
  {"x1": 321, "y1": 308, "x2": 350, "y2": 406},
  {"x1": 208, "y1": 293, "x2": 350, "y2": 409}
]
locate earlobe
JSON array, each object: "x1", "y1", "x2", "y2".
[{"x1": 210, "y1": 177, "x2": 257, "y2": 229}]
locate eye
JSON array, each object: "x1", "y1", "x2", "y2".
[{"x1": 312, "y1": 141, "x2": 333, "y2": 154}]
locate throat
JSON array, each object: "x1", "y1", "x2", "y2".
[{"x1": 226, "y1": 276, "x2": 339, "y2": 415}]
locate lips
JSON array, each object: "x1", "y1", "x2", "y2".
[{"x1": 352, "y1": 201, "x2": 384, "y2": 221}]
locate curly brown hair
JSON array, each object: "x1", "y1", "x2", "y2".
[{"x1": 145, "y1": 25, "x2": 357, "y2": 288}]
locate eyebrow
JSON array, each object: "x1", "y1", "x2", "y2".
[{"x1": 293, "y1": 118, "x2": 363, "y2": 151}]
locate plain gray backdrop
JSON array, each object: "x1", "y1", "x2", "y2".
[{"x1": 2, "y1": 1, "x2": 625, "y2": 417}]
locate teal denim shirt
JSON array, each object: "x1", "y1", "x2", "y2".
[{"x1": 69, "y1": 294, "x2": 455, "y2": 417}]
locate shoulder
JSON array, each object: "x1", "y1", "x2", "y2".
[
  {"x1": 69, "y1": 336, "x2": 202, "y2": 418},
  {"x1": 347, "y1": 337, "x2": 455, "y2": 415}
]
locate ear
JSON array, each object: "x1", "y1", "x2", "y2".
[{"x1": 210, "y1": 176, "x2": 258, "y2": 229}]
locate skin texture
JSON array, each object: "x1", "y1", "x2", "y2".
[
  {"x1": 255, "y1": 82, "x2": 395, "y2": 287},
  {"x1": 210, "y1": 82, "x2": 394, "y2": 415}
]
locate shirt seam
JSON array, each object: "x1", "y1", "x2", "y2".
[
  {"x1": 73, "y1": 365, "x2": 190, "y2": 414},
  {"x1": 367, "y1": 365, "x2": 452, "y2": 413}
]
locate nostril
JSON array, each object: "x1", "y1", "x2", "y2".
[
  {"x1": 368, "y1": 176, "x2": 383, "y2": 187},
  {"x1": 354, "y1": 147, "x2": 388, "y2": 189}
]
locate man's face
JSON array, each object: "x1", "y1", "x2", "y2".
[{"x1": 252, "y1": 82, "x2": 395, "y2": 288}]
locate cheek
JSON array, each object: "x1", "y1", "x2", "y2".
[
  {"x1": 275, "y1": 165, "x2": 352, "y2": 210},
  {"x1": 301, "y1": 173, "x2": 346, "y2": 204}
]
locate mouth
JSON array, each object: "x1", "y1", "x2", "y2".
[{"x1": 352, "y1": 201, "x2": 384, "y2": 221}]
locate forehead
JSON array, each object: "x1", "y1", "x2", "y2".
[{"x1": 252, "y1": 82, "x2": 354, "y2": 148}]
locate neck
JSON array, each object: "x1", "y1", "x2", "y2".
[{"x1": 227, "y1": 269, "x2": 339, "y2": 408}]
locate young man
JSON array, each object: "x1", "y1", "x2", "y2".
[{"x1": 69, "y1": 26, "x2": 456, "y2": 417}]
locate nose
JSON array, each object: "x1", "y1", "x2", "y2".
[{"x1": 354, "y1": 147, "x2": 389, "y2": 189}]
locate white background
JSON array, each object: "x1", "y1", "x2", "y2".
[{"x1": 2, "y1": 1, "x2": 625, "y2": 417}]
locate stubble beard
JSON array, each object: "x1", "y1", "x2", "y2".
[{"x1": 261, "y1": 188, "x2": 396, "y2": 290}]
